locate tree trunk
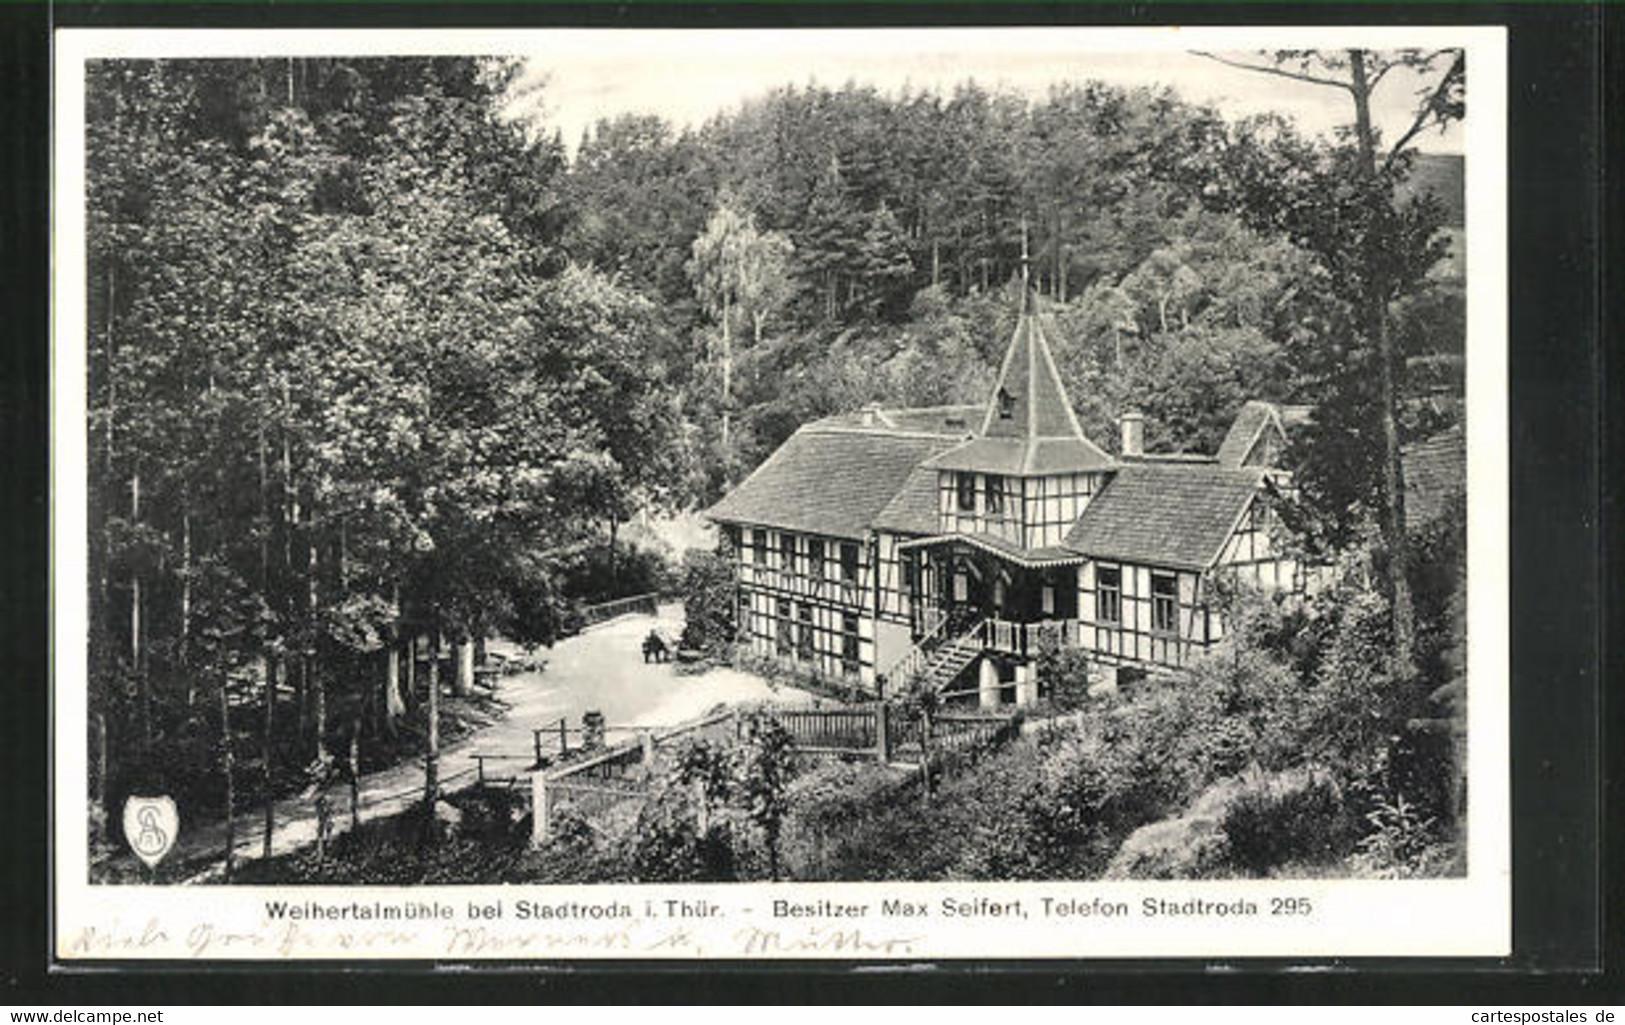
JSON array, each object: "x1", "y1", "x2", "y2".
[
  {"x1": 220, "y1": 674, "x2": 235, "y2": 881},
  {"x1": 348, "y1": 716, "x2": 361, "y2": 832},
  {"x1": 1348, "y1": 49, "x2": 1416, "y2": 672},
  {"x1": 94, "y1": 712, "x2": 107, "y2": 839},
  {"x1": 263, "y1": 655, "x2": 276, "y2": 858},
  {"x1": 720, "y1": 293, "x2": 732, "y2": 479},
  {"x1": 384, "y1": 644, "x2": 404, "y2": 732},
  {"x1": 181, "y1": 492, "x2": 193, "y2": 707},
  {"x1": 424, "y1": 632, "x2": 440, "y2": 812},
  {"x1": 931, "y1": 239, "x2": 940, "y2": 288},
  {"x1": 308, "y1": 539, "x2": 326, "y2": 763},
  {"x1": 452, "y1": 636, "x2": 474, "y2": 698},
  {"x1": 130, "y1": 469, "x2": 150, "y2": 749},
  {"x1": 404, "y1": 634, "x2": 417, "y2": 711},
  {"x1": 295, "y1": 657, "x2": 308, "y2": 750}
]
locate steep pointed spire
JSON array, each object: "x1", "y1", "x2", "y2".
[
  {"x1": 978, "y1": 226, "x2": 1086, "y2": 444},
  {"x1": 920, "y1": 218, "x2": 1114, "y2": 481}
]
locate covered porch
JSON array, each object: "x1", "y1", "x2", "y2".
[{"x1": 886, "y1": 533, "x2": 1085, "y2": 706}]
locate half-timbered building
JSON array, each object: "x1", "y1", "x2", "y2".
[{"x1": 706, "y1": 278, "x2": 1318, "y2": 706}]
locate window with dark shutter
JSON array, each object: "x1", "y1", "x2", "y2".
[
  {"x1": 841, "y1": 613, "x2": 860, "y2": 675},
  {"x1": 986, "y1": 474, "x2": 1005, "y2": 516},
  {"x1": 956, "y1": 472, "x2": 976, "y2": 512},
  {"x1": 1152, "y1": 572, "x2": 1179, "y2": 634},
  {"x1": 1097, "y1": 566, "x2": 1122, "y2": 625},
  {"x1": 840, "y1": 541, "x2": 860, "y2": 585},
  {"x1": 776, "y1": 598, "x2": 793, "y2": 654}
]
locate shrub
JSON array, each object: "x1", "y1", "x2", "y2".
[
  {"x1": 679, "y1": 548, "x2": 736, "y2": 654},
  {"x1": 1349, "y1": 793, "x2": 1448, "y2": 878},
  {"x1": 1102, "y1": 777, "x2": 1240, "y2": 880},
  {"x1": 1219, "y1": 766, "x2": 1358, "y2": 875}
]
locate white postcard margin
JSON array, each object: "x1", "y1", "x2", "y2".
[{"x1": 50, "y1": 24, "x2": 1509, "y2": 961}]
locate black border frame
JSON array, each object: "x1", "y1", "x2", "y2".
[{"x1": 4, "y1": 0, "x2": 1616, "y2": 1003}]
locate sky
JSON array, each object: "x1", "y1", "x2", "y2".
[{"x1": 502, "y1": 29, "x2": 1466, "y2": 157}]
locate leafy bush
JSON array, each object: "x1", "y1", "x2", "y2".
[
  {"x1": 609, "y1": 714, "x2": 797, "y2": 881},
  {"x1": 1033, "y1": 636, "x2": 1094, "y2": 709},
  {"x1": 678, "y1": 548, "x2": 736, "y2": 655},
  {"x1": 1220, "y1": 766, "x2": 1357, "y2": 875},
  {"x1": 1103, "y1": 776, "x2": 1240, "y2": 880},
  {"x1": 1349, "y1": 793, "x2": 1452, "y2": 878}
]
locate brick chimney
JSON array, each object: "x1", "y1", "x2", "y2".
[{"x1": 1120, "y1": 411, "x2": 1145, "y2": 457}]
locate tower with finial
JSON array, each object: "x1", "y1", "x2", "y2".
[{"x1": 919, "y1": 215, "x2": 1115, "y2": 549}]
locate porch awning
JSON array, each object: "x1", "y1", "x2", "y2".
[{"x1": 897, "y1": 532, "x2": 1088, "y2": 569}]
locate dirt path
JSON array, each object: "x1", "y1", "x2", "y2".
[{"x1": 107, "y1": 604, "x2": 812, "y2": 883}]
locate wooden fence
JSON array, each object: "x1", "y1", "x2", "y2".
[
  {"x1": 529, "y1": 704, "x2": 1019, "y2": 844},
  {"x1": 531, "y1": 709, "x2": 737, "y2": 842},
  {"x1": 772, "y1": 705, "x2": 883, "y2": 754},
  {"x1": 579, "y1": 592, "x2": 660, "y2": 627}
]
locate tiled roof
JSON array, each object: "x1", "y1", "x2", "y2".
[
  {"x1": 925, "y1": 303, "x2": 1114, "y2": 476},
  {"x1": 1402, "y1": 426, "x2": 1465, "y2": 527},
  {"x1": 705, "y1": 425, "x2": 956, "y2": 541},
  {"x1": 1216, "y1": 401, "x2": 1279, "y2": 467},
  {"x1": 921, "y1": 435, "x2": 1114, "y2": 476},
  {"x1": 899, "y1": 531, "x2": 1085, "y2": 568},
  {"x1": 1065, "y1": 463, "x2": 1265, "y2": 570},
  {"x1": 815, "y1": 404, "x2": 982, "y2": 435},
  {"x1": 871, "y1": 465, "x2": 941, "y2": 535}
]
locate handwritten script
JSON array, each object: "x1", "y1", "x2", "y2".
[{"x1": 65, "y1": 916, "x2": 925, "y2": 960}]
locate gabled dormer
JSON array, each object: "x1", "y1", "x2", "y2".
[{"x1": 921, "y1": 253, "x2": 1115, "y2": 550}]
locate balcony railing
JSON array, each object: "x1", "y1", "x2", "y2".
[{"x1": 979, "y1": 617, "x2": 1077, "y2": 657}]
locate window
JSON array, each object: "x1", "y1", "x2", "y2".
[
  {"x1": 751, "y1": 530, "x2": 766, "y2": 565},
  {"x1": 797, "y1": 603, "x2": 814, "y2": 660},
  {"x1": 779, "y1": 531, "x2": 796, "y2": 573},
  {"x1": 739, "y1": 590, "x2": 752, "y2": 634},
  {"x1": 1151, "y1": 572, "x2": 1179, "y2": 634},
  {"x1": 808, "y1": 538, "x2": 825, "y2": 581},
  {"x1": 776, "y1": 598, "x2": 793, "y2": 655},
  {"x1": 1041, "y1": 584, "x2": 1054, "y2": 616},
  {"x1": 996, "y1": 387, "x2": 1016, "y2": 420},
  {"x1": 840, "y1": 541, "x2": 860, "y2": 585},
  {"x1": 956, "y1": 472, "x2": 976, "y2": 512},
  {"x1": 985, "y1": 475, "x2": 1005, "y2": 516},
  {"x1": 841, "y1": 613, "x2": 860, "y2": 676},
  {"x1": 1097, "y1": 566, "x2": 1122, "y2": 625}
]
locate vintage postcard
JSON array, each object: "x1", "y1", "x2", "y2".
[{"x1": 51, "y1": 24, "x2": 1509, "y2": 962}]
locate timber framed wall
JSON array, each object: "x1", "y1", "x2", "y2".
[
  {"x1": 734, "y1": 524, "x2": 876, "y2": 684},
  {"x1": 1021, "y1": 472, "x2": 1103, "y2": 548},
  {"x1": 1076, "y1": 560, "x2": 1208, "y2": 669},
  {"x1": 934, "y1": 470, "x2": 1104, "y2": 549},
  {"x1": 1213, "y1": 495, "x2": 1310, "y2": 593}
]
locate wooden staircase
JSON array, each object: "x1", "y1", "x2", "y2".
[
  {"x1": 877, "y1": 615, "x2": 987, "y2": 697},
  {"x1": 915, "y1": 635, "x2": 982, "y2": 694}
]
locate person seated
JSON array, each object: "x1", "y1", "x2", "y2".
[{"x1": 642, "y1": 631, "x2": 669, "y2": 663}]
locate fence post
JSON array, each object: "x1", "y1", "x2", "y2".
[
  {"x1": 874, "y1": 702, "x2": 890, "y2": 763},
  {"x1": 558, "y1": 716, "x2": 569, "y2": 757},
  {"x1": 531, "y1": 773, "x2": 550, "y2": 846},
  {"x1": 640, "y1": 730, "x2": 655, "y2": 779},
  {"x1": 533, "y1": 729, "x2": 543, "y2": 767}
]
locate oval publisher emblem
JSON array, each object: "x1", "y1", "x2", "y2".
[{"x1": 122, "y1": 795, "x2": 178, "y2": 870}]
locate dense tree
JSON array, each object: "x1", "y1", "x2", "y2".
[
  {"x1": 1198, "y1": 48, "x2": 1465, "y2": 669},
  {"x1": 85, "y1": 57, "x2": 687, "y2": 863}
]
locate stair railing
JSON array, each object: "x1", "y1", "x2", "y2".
[
  {"x1": 930, "y1": 617, "x2": 991, "y2": 692},
  {"x1": 876, "y1": 611, "x2": 954, "y2": 698}
]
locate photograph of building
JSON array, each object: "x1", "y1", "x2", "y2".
[{"x1": 709, "y1": 261, "x2": 1315, "y2": 703}]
